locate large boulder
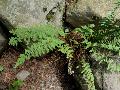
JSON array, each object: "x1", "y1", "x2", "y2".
[
  {"x1": 0, "y1": 0, "x2": 65, "y2": 27},
  {"x1": 0, "y1": 0, "x2": 65, "y2": 54},
  {"x1": 66, "y1": 0, "x2": 120, "y2": 27}
]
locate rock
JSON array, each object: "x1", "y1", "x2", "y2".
[
  {"x1": 0, "y1": 0, "x2": 65, "y2": 27},
  {"x1": 103, "y1": 72, "x2": 120, "y2": 90},
  {"x1": 93, "y1": 67, "x2": 120, "y2": 90},
  {"x1": 16, "y1": 70, "x2": 30, "y2": 81},
  {"x1": 66, "y1": 0, "x2": 120, "y2": 27},
  {"x1": 93, "y1": 68, "x2": 103, "y2": 90},
  {"x1": 0, "y1": 26, "x2": 7, "y2": 54}
]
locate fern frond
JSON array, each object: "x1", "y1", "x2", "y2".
[
  {"x1": 14, "y1": 54, "x2": 27, "y2": 68},
  {"x1": 80, "y1": 58, "x2": 95, "y2": 90},
  {"x1": 9, "y1": 37, "x2": 19, "y2": 46},
  {"x1": 58, "y1": 44, "x2": 74, "y2": 59},
  {"x1": 9, "y1": 24, "x2": 66, "y2": 68},
  {"x1": 91, "y1": 49, "x2": 120, "y2": 72}
]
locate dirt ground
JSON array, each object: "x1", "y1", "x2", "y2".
[{"x1": 0, "y1": 47, "x2": 77, "y2": 90}]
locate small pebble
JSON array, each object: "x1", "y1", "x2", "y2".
[{"x1": 16, "y1": 70, "x2": 30, "y2": 81}]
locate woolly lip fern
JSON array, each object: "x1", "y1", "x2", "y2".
[
  {"x1": 75, "y1": 22, "x2": 120, "y2": 72},
  {"x1": 80, "y1": 58, "x2": 95, "y2": 90},
  {"x1": 9, "y1": 24, "x2": 70, "y2": 68},
  {"x1": 71, "y1": 1, "x2": 120, "y2": 90},
  {"x1": 74, "y1": 0, "x2": 120, "y2": 72}
]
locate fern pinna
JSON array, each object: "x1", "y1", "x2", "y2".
[{"x1": 9, "y1": 24, "x2": 73, "y2": 68}]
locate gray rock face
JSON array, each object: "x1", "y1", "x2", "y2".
[
  {"x1": 16, "y1": 70, "x2": 30, "y2": 81},
  {"x1": 0, "y1": 0, "x2": 65, "y2": 27},
  {"x1": 103, "y1": 72, "x2": 120, "y2": 90},
  {"x1": 93, "y1": 67, "x2": 120, "y2": 90},
  {"x1": 93, "y1": 68, "x2": 103, "y2": 90},
  {"x1": 66, "y1": 0, "x2": 120, "y2": 27}
]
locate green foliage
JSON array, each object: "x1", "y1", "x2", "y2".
[
  {"x1": 9, "y1": 80, "x2": 23, "y2": 90},
  {"x1": 58, "y1": 44, "x2": 74, "y2": 59},
  {"x1": 75, "y1": 1, "x2": 120, "y2": 72},
  {"x1": 75, "y1": 57, "x2": 95, "y2": 90},
  {"x1": 91, "y1": 50, "x2": 120, "y2": 72},
  {"x1": 80, "y1": 58, "x2": 95, "y2": 90},
  {"x1": 74, "y1": 25, "x2": 96, "y2": 90},
  {"x1": 72, "y1": 1, "x2": 120, "y2": 89},
  {"x1": 0, "y1": 65, "x2": 4, "y2": 72},
  {"x1": 58, "y1": 44, "x2": 74, "y2": 74},
  {"x1": 75, "y1": 24, "x2": 94, "y2": 49},
  {"x1": 9, "y1": 24, "x2": 73, "y2": 68}
]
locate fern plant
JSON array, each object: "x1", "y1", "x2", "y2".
[
  {"x1": 9, "y1": 79, "x2": 23, "y2": 90},
  {"x1": 74, "y1": 21, "x2": 120, "y2": 90},
  {"x1": 88, "y1": 1, "x2": 120, "y2": 72},
  {"x1": 72, "y1": 1, "x2": 120, "y2": 90},
  {"x1": 81, "y1": 58, "x2": 95, "y2": 90},
  {"x1": 9, "y1": 24, "x2": 73, "y2": 68},
  {"x1": 74, "y1": 25, "x2": 96, "y2": 90}
]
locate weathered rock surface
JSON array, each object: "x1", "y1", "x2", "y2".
[
  {"x1": 0, "y1": 0, "x2": 65, "y2": 27},
  {"x1": 66, "y1": 0, "x2": 120, "y2": 27},
  {"x1": 103, "y1": 72, "x2": 120, "y2": 90},
  {"x1": 93, "y1": 65, "x2": 120, "y2": 90},
  {"x1": 93, "y1": 68, "x2": 103, "y2": 90},
  {"x1": 16, "y1": 70, "x2": 30, "y2": 81}
]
